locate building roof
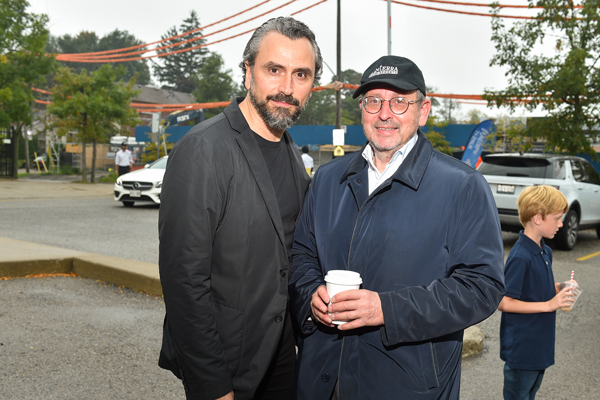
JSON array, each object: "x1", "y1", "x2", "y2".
[{"x1": 132, "y1": 85, "x2": 195, "y2": 105}]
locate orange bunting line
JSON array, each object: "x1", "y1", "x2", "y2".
[
  {"x1": 58, "y1": 0, "x2": 300, "y2": 62},
  {"x1": 391, "y1": 0, "x2": 537, "y2": 18},
  {"x1": 56, "y1": 0, "x2": 314, "y2": 63},
  {"x1": 59, "y1": 0, "x2": 274, "y2": 58}
]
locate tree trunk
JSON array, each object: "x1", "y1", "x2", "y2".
[
  {"x1": 91, "y1": 139, "x2": 97, "y2": 183},
  {"x1": 81, "y1": 114, "x2": 87, "y2": 183},
  {"x1": 81, "y1": 138, "x2": 87, "y2": 183},
  {"x1": 10, "y1": 125, "x2": 21, "y2": 179}
]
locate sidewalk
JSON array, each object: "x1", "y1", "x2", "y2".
[
  {"x1": 0, "y1": 237, "x2": 161, "y2": 295},
  {"x1": 0, "y1": 176, "x2": 113, "y2": 201}
]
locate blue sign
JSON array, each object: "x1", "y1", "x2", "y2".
[{"x1": 461, "y1": 119, "x2": 494, "y2": 168}]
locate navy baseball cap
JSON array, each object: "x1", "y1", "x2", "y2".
[{"x1": 353, "y1": 55, "x2": 426, "y2": 99}]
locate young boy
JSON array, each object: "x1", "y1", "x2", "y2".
[{"x1": 498, "y1": 185, "x2": 575, "y2": 400}]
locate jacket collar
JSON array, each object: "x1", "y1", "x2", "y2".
[
  {"x1": 224, "y1": 98, "x2": 309, "y2": 250},
  {"x1": 341, "y1": 129, "x2": 433, "y2": 191}
]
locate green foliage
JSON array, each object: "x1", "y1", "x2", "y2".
[
  {"x1": 296, "y1": 69, "x2": 362, "y2": 126},
  {"x1": 49, "y1": 29, "x2": 151, "y2": 85},
  {"x1": 98, "y1": 171, "x2": 117, "y2": 183},
  {"x1": 465, "y1": 109, "x2": 489, "y2": 124},
  {"x1": 424, "y1": 117, "x2": 453, "y2": 155},
  {"x1": 296, "y1": 89, "x2": 336, "y2": 125},
  {"x1": 0, "y1": 0, "x2": 56, "y2": 177},
  {"x1": 48, "y1": 64, "x2": 140, "y2": 182},
  {"x1": 484, "y1": 0, "x2": 600, "y2": 158},
  {"x1": 59, "y1": 163, "x2": 78, "y2": 175},
  {"x1": 193, "y1": 52, "x2": 237, "y2": 119},
  {"x1": 153, "y1": 10, "x2": 208, "y2": 93},
  {"x1": 142, "y1": 141, "x2": 172, "y2": 164}
]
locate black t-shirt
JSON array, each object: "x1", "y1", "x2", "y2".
[{"x1": 254, "y1": 132, "x2": 300, "y2": 265}]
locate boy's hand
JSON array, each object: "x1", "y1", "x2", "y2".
[{"x1": 548, "y1": 286, "x2": 574, "y2": 312}]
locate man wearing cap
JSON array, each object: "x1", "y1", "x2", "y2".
[
  {"x1": 115, "y1": 141, "x2": 133, "y2": 176},
  {"x1": 289, "y1": 55, "x2": 505, "y2": 399}
]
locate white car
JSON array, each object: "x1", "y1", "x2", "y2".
[
  {"x1": 114, "y1": 156, "x2": 168, "y2": 207},
  {"x1": 479, "y1": 153, "x2": 600, "y2": 250}
]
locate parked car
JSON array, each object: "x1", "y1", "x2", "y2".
[
  {"x1": 478, "y1": 153, "x2": 600, "y2": 250},
  {"x1": 114, "y1": 156, "x2": 167, "y2": 207}
]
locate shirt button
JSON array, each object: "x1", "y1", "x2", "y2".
[
  {"x1": 275, "y1": 315, "x2": 283, "y2": 323},
  {"x1": 322, "y1": 373, "x2": 330, "y2": 382},
  {"x1": 357, "y1": 179, "x2": 362, "y2": 183},
  {"x1": 280, "y1": 269, "x2": 287, "y2": 278}
]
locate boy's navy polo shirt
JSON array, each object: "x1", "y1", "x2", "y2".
[{"x1": 500, "y1": 231, "x2": 556, "y2": 370}]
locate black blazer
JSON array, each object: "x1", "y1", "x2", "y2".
[{"x1": 158, "y1": 99, "x2": 310, "y2": 400}]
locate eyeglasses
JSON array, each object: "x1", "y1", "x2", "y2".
[{"x1": 361, "y1": 96, "x2": 421, "y2": 115}]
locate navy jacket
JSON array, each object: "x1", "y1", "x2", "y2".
[
  {"x1": 159, "y1": 99, "x2": 311, "y2": 400},
  {"x1": 289, "y1": 131, "x2": 505, "y2": 399}
]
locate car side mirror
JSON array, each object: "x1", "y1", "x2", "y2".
[{"x1": 144, "y1": 164, "x2": 150, "y2": 169}]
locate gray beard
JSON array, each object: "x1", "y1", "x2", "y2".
[{"x1": 248, "y1": 83, "x2": 307, "y2": 131}]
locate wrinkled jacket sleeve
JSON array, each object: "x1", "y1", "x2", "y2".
[
  {"x1": 379, "y1": 172, "x2": 505, "y2": 345},
  {"x1": 159, "y1": 132, "x2": 233, "y2": 399},
  {"x1": 289, "y1": 171, "x2": 323, "y2": 335}
]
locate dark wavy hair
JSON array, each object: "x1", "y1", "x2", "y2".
[{"x1": 239, "y1": 17, "x2": 323, "y2": 87}]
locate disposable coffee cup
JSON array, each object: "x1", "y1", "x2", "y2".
[
  {"x1": 324, "y1": 270, "x2": 362, "y2": 325},
  {"x1": 557, "y1": 281, "x2": 582, "y2": 312}
]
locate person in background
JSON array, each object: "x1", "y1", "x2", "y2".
[
  {"x1": 498, "y1": 185, "x2": 574, "y2": 400},
  {"x1": 289, "y1": 55, "x2": 505, "y2": 400},
  {"x1": 115, "y1": 141, "x2": 132, "y2": 176},
  {"x1": 158, "y1": 16, "x2": 321, "y2": 400},
  {"x1": 301, "y1": 145, "x2": 313, "y2": 175}
]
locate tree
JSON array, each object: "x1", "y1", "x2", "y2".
[
  {"x1": 296, "y1": 69, "x2": 363, "y2": 126},
  {"x1": 193, "y1": 52, "x2": 237, "y2": 119},
  {"x1": 424, "y1": 117, "x2": 453, "y2": 155},
  {"x1": 0, "y1": 0, "x2": 55, "y2": 178},
  {"x1": 50, "y1": 29, "x2": 151, "y2": 85},
  {"x1": 484, "y1": 0, "x2": 600, "y2": 158},
  {"x1": 48, "y1": 64, "x2": 140, "y2": 183},
  {"x1": 465, "y1": 109, "x2": 489, "y2": 124},
  {"x1": 491, "y1": 115, "x2": 529, "y2": 153},
  {"x1": 153, "y1": 10, "x2": 208, "y2": 93}
]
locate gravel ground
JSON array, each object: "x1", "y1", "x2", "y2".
[{"x1": 0, "y1": 275, "x2": 184, "y2": 400}]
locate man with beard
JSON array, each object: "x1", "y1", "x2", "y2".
[
  {"x1": 289, "y1": 55, "x2": 505, "y2": 399},
  {"x1": 158, "y1": 17, "x2": 322, "y2": 400}
]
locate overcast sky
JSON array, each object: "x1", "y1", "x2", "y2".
[{"x1": 27, "y1": 0, "x2": 547, "y2": 120}]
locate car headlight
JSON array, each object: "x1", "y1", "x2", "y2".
[
  {"x1": 116, "y1": 179, "x2": 122, "y2": 186},
  {"x1": 156, "y1": 181, "x2": 162, "y2": 189}
]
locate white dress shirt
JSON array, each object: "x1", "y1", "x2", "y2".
[{"x1": 362, "y1": 133, "x2": 418, "y2": 195}]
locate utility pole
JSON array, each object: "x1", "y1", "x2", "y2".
[
  {"x1": 335, "y1": 0, "x2": 342, "y2": 129},
  {"x1": 388, "y1": 0, "x2": 392, "y2": 55}
]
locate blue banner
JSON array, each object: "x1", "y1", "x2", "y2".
[{"x1": 461, "y1": 119, "x2": 494, "y2": 168}]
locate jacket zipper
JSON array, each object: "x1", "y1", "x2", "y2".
[{"x1": 337, "y1": 196, "x2": 369, "y2": 396}]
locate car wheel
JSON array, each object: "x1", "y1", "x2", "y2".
[
  {"x1": 554, "y1": 209, "x2": 578, "y2": 251},
  {"x1": 122, "y1": 201, "x2": 134, "y2": 207},
  {"x1": 597, "y1": 225, "x2": 600, "y2": 240}
]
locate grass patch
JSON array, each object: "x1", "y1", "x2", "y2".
[{"x1": 98, "y1": 172, "x2": 117, "y2": 183}]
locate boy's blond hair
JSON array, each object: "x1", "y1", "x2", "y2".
[{"x1": 517, "y1": 185, "x2": 569, "y2": 227}]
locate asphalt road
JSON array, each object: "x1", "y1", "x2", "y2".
[{"x1": 1, "y1": 178, "x2": 599, "y2": 399}]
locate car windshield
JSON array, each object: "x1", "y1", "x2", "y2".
[
  {"x1": 148, "y1": 157, "x2": 168, "y2": 169},
  {"x1": 478, "y1": 157, "x2": 557, "y2": 179}
]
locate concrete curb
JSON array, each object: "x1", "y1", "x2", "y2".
[
  {"x1": 0, "y1": 237, "x2": 484, "y2": 358},
  {"x1": 0, "y1": 237, "x2": 162, "y2": 295}
]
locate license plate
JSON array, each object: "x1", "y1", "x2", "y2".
[
  {"x1": 130, "y1": 190, "x2": 141, "y2": 197},
  {"x1": 497, "y1": 184, "x2": 515, "y2": 194}
]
